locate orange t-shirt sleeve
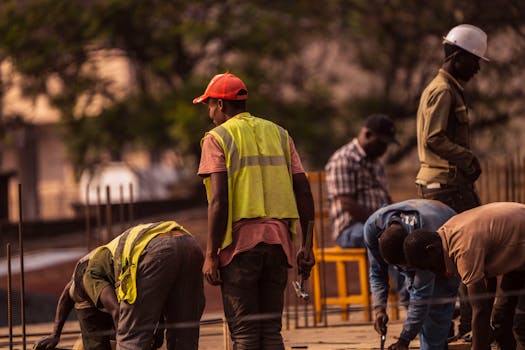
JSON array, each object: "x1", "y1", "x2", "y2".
[
  {"x1": 289, "y1": 137, "x2": 305, "y2": 174},
  {"x1": 198, "y1": 134, "x2": 227, "y2": 176}
]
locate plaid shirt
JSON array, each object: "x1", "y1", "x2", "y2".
[{"x1": 325, "y1": 138, "x2": 391, "y2": 238}]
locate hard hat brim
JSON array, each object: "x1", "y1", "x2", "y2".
[{"x1": 442, "y1": 37, "x2": 490, "y2": 62}]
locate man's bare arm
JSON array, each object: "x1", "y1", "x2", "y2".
[
  {"x1": 34, "y1": 280, "x2": 74, "y2": 349},
  {"x1": 203, "y1": 171, "x2": 228, "y2": 285},
  {"x1": 336, "y1": 195, "x2": 373, "y2": 222},
  {"x1": 468, "y1": 280, "x2": 494, "y2": 350}
]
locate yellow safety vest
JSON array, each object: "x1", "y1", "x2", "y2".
[
  {"x1": 202, "y1": 112, "x2": 299, "y2": 249},
  {"x1": 94, "y1": 221, "x2": 188, "y2": 304}
]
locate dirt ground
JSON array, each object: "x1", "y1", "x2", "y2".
[{"x1": 0, "y1": 204, "x2": 479, "y2": 349}]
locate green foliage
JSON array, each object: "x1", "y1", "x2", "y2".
[{"x1": 1, "y1": 0, "x2": 524, "y2": 175}]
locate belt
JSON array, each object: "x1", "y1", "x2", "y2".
[
  {"x1": 418, "y1": 182, "x2": 444, "y2": 189},
  {"x1": 418, "y1": 183, "x2": 472, "y2": 190},
  {"x1": 156, "y1": 230, "x2": 185, "y2": 238}
]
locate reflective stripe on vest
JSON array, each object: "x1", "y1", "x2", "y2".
[
  {"x1": 93, "y1": 221, "x2": 188, "y2": 304},
  {"x1": 202, "y1": 113, "x2": 299, "y2": 249}
]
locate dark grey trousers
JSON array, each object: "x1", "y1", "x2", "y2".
[
  {"x1": 77, "y1": 307, "x2": 114, "y2": 350},
  {"x1": 220, "y1": 243, "x2": 288, "y2": 350},
  {"x1": 117, "y1": 234, "x2": 205, "y2": 350}
]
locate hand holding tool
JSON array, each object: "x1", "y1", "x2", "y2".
[{"x1": 293, "y1": 221, "x2": 314, "y2": 301}]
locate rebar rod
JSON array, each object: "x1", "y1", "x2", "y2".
[
  {"x1": 18, "y1": 184, "x2": 26, "y2": 350},
  {"x1": 7, "y1": 243, "x2": 13, "y2": 350}
]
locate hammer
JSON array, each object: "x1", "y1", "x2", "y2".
[{"x1": 292, "y1": 220, "x2": 314, "y2": 301}]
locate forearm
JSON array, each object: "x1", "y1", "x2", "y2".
[
  {"x1": 99, "y1": 285, "x2": 119, "y2": 327},
  {"x1": 426, "y1": 135, "x2": 474, "y2": 169},
  {"x1": 207, "y1": 198, "x2": 228, "y2": 257},
  {"x1": 207, "y1": 172, "x2": 228, "y2": 257},
  {"x1": 339, "y1": 196, "x2": 372, "y2": 222},
  {"x1": 293, "y1": 173, "x2": 315, "y2": 246},
  {"x1": 369, "y1": 259, "x2": 390, "y2": 309},
  {"x1": 52, "y1": 281, "x2": 75, "y2": 337},
  {"x1": 400, "y1": 303, "x2": 429, "y2": 342},
  {"x1": 468, "y1": 281, "x2": 493, "y2": 350},
  {"x1": 400, "y1": 270, "x2": 435, "y2": 341}
]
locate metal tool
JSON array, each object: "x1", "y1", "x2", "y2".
[
  {"x1": 292, "y1": 221, "x2": 314, "y2": 301},
  {"x1": 292, "y1": 279, "x2": 309, "y2": 301},
  {"x1": 380, "y1": 334, "x2": 386, "y2": 350}
]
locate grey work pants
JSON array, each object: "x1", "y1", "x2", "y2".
[
  {"x1": 117, "y1": 234, "x2": 205, "y2": 350},
  {"x1": 418, "y1": 183, "x2": 481, "y2": 335},
  {"x1": 76, "y1": 307, "x2": 114, "y2": 350},
  {"x1": 220, "y1": 243, "x2": 288, "y2": 350}
]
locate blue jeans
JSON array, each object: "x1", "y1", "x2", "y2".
[
  {"x1": 336, "y1": 222, "x2": 365, "y2": 248},
  {"x1": 419, "y1": 274, "x2": 460, "y2": 350}
]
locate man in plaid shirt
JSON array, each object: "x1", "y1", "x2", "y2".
[{"x1": 325, "y1": 114, "x2": 398, "y2": 248}]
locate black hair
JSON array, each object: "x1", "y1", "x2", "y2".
[
  {"x1": 378, "y1": 222, "x2": 408, "y2": 264},
  {"x1": 403, "y1": 229, "x2": 441, "y2": 268},
  {"x1": 224, "y1": 99, "x2": 247, "y2": 110},
  {"x1": 208, "y1": 97, "x2": 246, "y2": 111}
]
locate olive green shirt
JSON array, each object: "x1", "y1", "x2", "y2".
[
  {"x1": 416, "y1": 69, "x2": 475, "y2": 185},
  {"x1": 83, "y1": 248, "x2": 115, "y2": 308}
]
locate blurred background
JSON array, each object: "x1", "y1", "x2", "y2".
[
  {"x1": 1, "y1": 0, "x2": 524, "y2": 222},
  {"x1": 1, "y1": 0, "x2": 525, "y2": 331}
]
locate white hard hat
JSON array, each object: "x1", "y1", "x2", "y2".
[{"x1": 443, "y1": 24, "x2": 489, "y2": 61}]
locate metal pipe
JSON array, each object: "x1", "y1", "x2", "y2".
[
  {"x1": 7, "y1": 243, "x2": 13, "y2": 350},
  {"x1": 85, "y1": 184, "x2": 91, "y2": 250},
  {"x1": 318, "y1": 170, "x2": 328, "y2": 326},
  {"x1": 128, "y1": 183, "x2": 134, "y2": 224},
  {"x1": 119, "y1": 184, "x2": 125, "y2": 233},
  {"x1": 105, "y1": 185, "x2": 112, "y2": 241},
  {"x1": 496, "y1": 161, "x2": 502, "y2": 201},
  {"x1": 18, "y1": 184, "x2": 26, "y2": 350},
  {"x1": 95, "y1": 186, "x2": 102, "y2": 246},
  {"x1": 483, "y1": 159, "x2": 490, "y2": 203}
]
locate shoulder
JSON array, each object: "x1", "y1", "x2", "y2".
[{"x1": 326, "y1": 141, "x2": 362, "y2": 166}]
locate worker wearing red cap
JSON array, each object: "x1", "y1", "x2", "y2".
[{"x1": 194, "y1": 72, "x2": 315, "y2": 350}]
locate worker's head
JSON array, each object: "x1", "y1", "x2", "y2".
[
  {"x1": 403, "y1": 229, "x2": 445, "y2": 273},
  {"x1": 358, "y1": 114, "x2": 398, "y2": 159},
  {"x1": 193, "y1": 72, "x2": 248, "y2": 125},
  {"x1": 378, "y1": 222, "x2": 409, "y2": 266},
  {"x1": 442, "y1": 24, "x2": 488, "y2": 82}
]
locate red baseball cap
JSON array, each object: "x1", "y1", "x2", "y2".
[{"x1": 193, "y1": 73, "x2": 248, "y2": 104}]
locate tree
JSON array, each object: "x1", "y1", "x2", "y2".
[{"x1": 0, "y1": 0, "x2": 524, "y2": 174}]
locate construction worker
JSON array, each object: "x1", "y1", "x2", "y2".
[
  {"x1": 364, "y1": 199, "x2": 458, "y2": 350},
  {"x1": 325, "y1": 114, "x2": 398, "y2": 248},
  {"x1": 415, "y1": 24, "x2": 489, "y2": 339},
  {"x1": 194, "y1": 72, "x2": 315, "y2": 350},
  {"x1": 403, "y1": 202, "x2": 525, "y2": 350},
  {"x1": 82, "y1": 221, "x2": 205, "y2": 350},
  {"x1": 33, "y1": 252, "x2": 117, "y2": 350}
]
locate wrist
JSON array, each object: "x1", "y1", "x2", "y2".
[
  {"x1": 206, "y1": 252, "x2": 218, "y2": 259},
  {"x1": 398, "y1": 331, "x2": 412, "y2": 345}
]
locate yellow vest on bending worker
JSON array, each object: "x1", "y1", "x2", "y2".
[
  {"x1": 95, "y1": 221, "x2": 188, "y2": 304},
  {"x1": 202, "y1": 112, "x2": 299, "y2": 249}
]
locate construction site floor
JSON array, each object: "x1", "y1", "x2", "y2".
[{"x1": 1, "y1": 311, "x2": 475, "y2": 350}]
